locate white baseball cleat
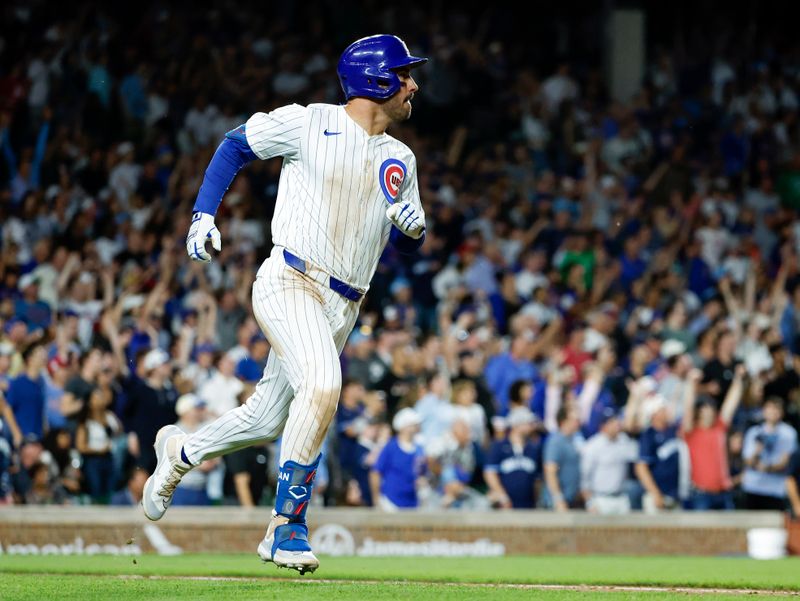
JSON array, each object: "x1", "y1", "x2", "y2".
[
  {"x1": 257, "y1": 513, "x2": 320, "y2": 575},
  {"x1": 142, "y1": 425, "x2": 192, "y2": 521}
]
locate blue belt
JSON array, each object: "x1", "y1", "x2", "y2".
[{"x1": 283, "y1": 249, "x2": 363, "y2": 302}]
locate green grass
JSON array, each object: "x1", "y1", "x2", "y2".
[
  {"x1": 0, "y1": 574, "x2": 767, "y2": 601},
  {"x1": 1, "y1": 554, "x2": 798, "y2": 600}
]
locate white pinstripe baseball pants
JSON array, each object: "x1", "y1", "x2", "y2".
[{"x1": 183, "y1": 246, "x2": 360, "y2": 466}]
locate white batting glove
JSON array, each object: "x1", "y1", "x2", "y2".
[
  {"x1": 186, "y1": 212, "x2": 222, "y2": 263},
  {"x1": 386, "y1": 202, "x2": 425, "y2": 239}
]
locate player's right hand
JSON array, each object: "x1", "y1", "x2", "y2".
[{"x1": 186, "y1": 211, "x2": 222, "y2": 262}]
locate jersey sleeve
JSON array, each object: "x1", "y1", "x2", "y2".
[{"x1": 244, "y1": 104, "x2": 306, "y2": 160}]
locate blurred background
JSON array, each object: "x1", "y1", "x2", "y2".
[{"x1": 2, "y1": 0, "x2": 800, "y2": 523}]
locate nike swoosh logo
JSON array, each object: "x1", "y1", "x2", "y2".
[{"x1": 323, "y1": 130, "x2": 341, "y2": 136}]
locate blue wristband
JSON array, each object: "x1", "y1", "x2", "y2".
[{"x1": 390, "y1": 226, "x2": 425, "y2": 255}]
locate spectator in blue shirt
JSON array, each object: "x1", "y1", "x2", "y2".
[
  {"x1": 635, "y1": 395, "x2": 685, "y2": 512},
  {"x1": 742, "y1": 397, "x2": 798, "y2": 510},
  {"x1": 619, "y1": 236, "x2": 647, "y2": 291},
  {"x1": 13, "y1": 274, "x2": 51, "y2": 332},
  {"x1": 6, "y1": 343, "x2": 48, "y2": 440},
  {"x1": 235, "y1": 334, "x2": 269, "y2": 383},
  {"x1": 370, "y1": 408, "x2": 426, "y2": 511},
  {"x1": 337, "y1": 379, "x2": 367, "y2": 484},
  {"x1": 484, "y1": 407, "x2": 542, "y2": 509},
  {"x1": 543, "y1": 405, "x2": 583, "y2": 510},
  {"x1": 484, "y1": 331, "x2": 539, "y2": 415}
]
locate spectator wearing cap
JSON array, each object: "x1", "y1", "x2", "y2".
[
  {"x1": 484, "y1": 407, "x2": 542, "y2": 509},
  {"x1": 635, "y1": 393, "x2": 689, "y2": 513},
  {"x1": 682, "y1": 366, "x2": 744, "y2": 510},
  {"x1": 75, "y1": 385, "x2": 121, "y2": 503},
  {"x1": 124, "y1": 348, "x2": 178, "y2": 472},
  {"x1": 235, "y1": 333, "x2": 269, "y2": 383},
  {"x1": 543, "y1": 406, "x2": 582, "y2": 511},
  {"x1": 580, "y1": 407, "x2": 639, "y2": 514},
  {"x1": 171, "y1": 393, "x2": 219, "y2": 506},
  {"x1": 6, "y1": 343, "x2": 47, "y2": 440},
  {"x1": 657, "y1": 339, "x2": 693, "y2": 422},
  {"x1": 742, "y1": 397, "x2": 798, "y2": 510},
  {"x1": 370, "y1": 408, "x2": 427, "y2": 511},
  {"x1": 14, "y1": 272, "x2": 51, "y2": 332}
]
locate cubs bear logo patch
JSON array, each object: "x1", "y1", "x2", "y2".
[{"x1": 379, "y1": 158, "x2": 407, "y2": 204}]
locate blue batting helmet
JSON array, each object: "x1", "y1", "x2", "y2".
[{"x1": 337, "y1": 34, "x2": 428, "y2": 101}]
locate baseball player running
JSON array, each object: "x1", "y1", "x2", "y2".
[{"x1": 141, "y1": 35, "x2": 428, "y2": 574}]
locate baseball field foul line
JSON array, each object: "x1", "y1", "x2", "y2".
[{"x1": 88, "y1": 574, "x2": 793, "y2": 596}]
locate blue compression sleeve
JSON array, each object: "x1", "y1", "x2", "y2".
[
  {"x1": 193, "y1": 125, "x2": 257, "y2": 216},
  {"x1": 390, "y1": 226, "x2": 425, "y2": 255}
]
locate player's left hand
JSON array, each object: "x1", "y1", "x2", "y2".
[
  {"x1": 186, "y1": 211, "x2": 222, "y2": 262},
  {"x1": 386, "y1": 202, "x2": 425, "y2": 239}
]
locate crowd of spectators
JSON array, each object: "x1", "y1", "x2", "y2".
[{"x1": 3, "y1": 2, "x2": 800, "y2": 515}]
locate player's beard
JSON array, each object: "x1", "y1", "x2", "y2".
[{"x1": 384, "y1": 93, "x2": 413, "y2": 123}]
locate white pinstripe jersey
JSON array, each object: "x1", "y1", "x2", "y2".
[{"x1": 244, "y1": 102, "x2": 424, "y2": 292}]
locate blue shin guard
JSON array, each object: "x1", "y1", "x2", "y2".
[
  {"x1": 275, "y1": 455, "x2": 320, "y2": 522},
  {"x1": 271, "y1": 456, "x2": 320, "y2": 558}
]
